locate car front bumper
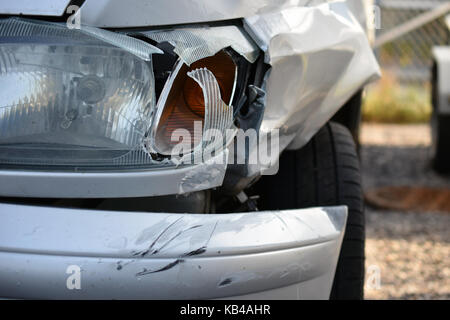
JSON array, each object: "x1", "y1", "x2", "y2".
[{"x1": 0, "y1": 203, "x2": 347, "y2": 299}]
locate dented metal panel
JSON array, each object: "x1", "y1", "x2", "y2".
[
  {"x1": 244, "y1": 1, "x2": 381, "y2": 151},
  {"x1": 0, "y1": 203, "x2": 347, "y2": 299}
]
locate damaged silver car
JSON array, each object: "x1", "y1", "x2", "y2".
[{"x1": 0, "y1": 0, "x2": 380, "y2": 299}]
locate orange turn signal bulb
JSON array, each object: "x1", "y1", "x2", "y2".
[{"x1": 152, "y1": 51, "x2": 237, "y2": 155}]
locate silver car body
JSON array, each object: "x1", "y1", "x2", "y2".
[
  {"x1": 433, "y1": 46, "x2": 450, "y2": 114},
  {"x1": 0, "y1": 203, "x2": 347, "y2": 299},
  {"x1": 0, "y1": 0, "x2": 379, "y2": 299},
  {"x1": 432, "y1": 15, "x2": 450, "y2": 115}
]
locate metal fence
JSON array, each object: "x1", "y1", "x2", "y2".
[{"x1": 375, "y1": 0, "x2": 450, "y2": 84}]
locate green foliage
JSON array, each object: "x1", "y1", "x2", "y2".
[{"x1": 362, "y1": 72, "x2": 431, "y2": 123}]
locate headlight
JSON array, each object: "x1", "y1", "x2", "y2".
[
  {"x1": 0, "y1": 18, "x2": 160, "y2": 169},
  {"x1": 0, "y1": 18, "x2": 257, "y2": 172}
]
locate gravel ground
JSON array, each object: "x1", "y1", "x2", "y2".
[{"x1": 360, "y1": 123, "x2": 450, "y2": 300}]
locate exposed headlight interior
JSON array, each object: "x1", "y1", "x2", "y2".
[{"x1": 151, "y1": 51, "x2": 236, "y2": 155}]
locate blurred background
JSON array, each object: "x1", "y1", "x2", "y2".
[{"x1": 361, "y1": 0, "x2": 449, "y2": 299}]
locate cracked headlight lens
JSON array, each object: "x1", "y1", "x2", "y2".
[
  {"x1": 0, "y1": 19, "x2": 159, "y2": 169},
  {"x1": 151, "y1": 51, "x2": 236, "y2": 156}
]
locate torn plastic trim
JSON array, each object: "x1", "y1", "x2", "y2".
[
  {"x1": 178, "y1": 149, "x2": 229, "y2": 194},
  {"x1": 221, "y1": 73, "x2": 273, "y2": 191},
  {"x1": 0, "y1": 203, "x2": 347, "y2": 299},
  {"x1": 139, "y1": 25, "x2": 259, "y2": 66}
]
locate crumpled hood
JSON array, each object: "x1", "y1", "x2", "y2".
[{"x1": 0, "y1": 0, "x2": 373, "y2": 35}]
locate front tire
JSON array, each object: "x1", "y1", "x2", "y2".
[
  {"x1": 256, "y1": 122, "x2": 365, "y2": 299},
  {"x1": 332, "y1": 90, "x2": 363, "y2": 149}
]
